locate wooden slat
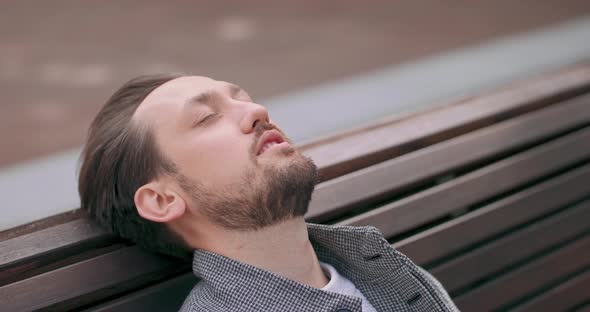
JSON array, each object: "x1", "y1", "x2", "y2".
[
  {"x1": 0, "y1": 218, "x2": 113, "y2": 286},
  {"x1": 84, "y1": 273, "x2": 197, "y2": 312},
  {"x1": 0, "y1": 246, "x2": 188, "y2": 312},
  {"x1": 306, "y1": 93, "x2": 590, "y2": 222},
  {"x1": 394, "y1": 163, "x2": 590, "y2": 266},
  {"x1": 431, "y1": 199, "x2": 590, "y2": 293},
  {"x1": 511, "y1": 269, "x2": 590, "y2": 312},
  {"x1": 341, "y1": 126, "x2": 590, "y2": 238},
  {"x1": 0, "y1": 208, "x2": 84, "y2": 242},
  {"x1": 302, "y1": 64, "x2": 590, "y2": 181},
  {"x1": 454, "y1": 234, "x2": 590, "y2": 311}
]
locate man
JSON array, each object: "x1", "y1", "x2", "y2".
[{"x1": 78, "y1": 74, "x2": 459, "y2": 312}]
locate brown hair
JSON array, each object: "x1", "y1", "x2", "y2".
[{"x1": 78, "y1": 73, "x2": 191, "y2": 259}]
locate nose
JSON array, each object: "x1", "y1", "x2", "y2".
[{"x1": 240, "y1": 102, "x2": 270, "y2": 134}]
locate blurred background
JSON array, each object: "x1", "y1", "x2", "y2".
[{"x1": 1, "y1": 0, "x2": 590, "y2": 231}]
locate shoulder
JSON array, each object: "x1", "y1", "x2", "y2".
[{"x1": 413, "y1": 266, "x2": 460, "y2": 311}]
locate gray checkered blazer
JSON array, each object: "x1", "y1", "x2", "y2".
[{"x1": 180, "y1": 223, "x2": 459, "y2": 311}]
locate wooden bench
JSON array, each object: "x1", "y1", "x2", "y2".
[{"x1": 2, "y1": 63, "x2": 590, "y2": 312}]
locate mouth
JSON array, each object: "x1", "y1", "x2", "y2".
[{"x1": 256, "y1": 130, "x2": 287, "y2": 156}]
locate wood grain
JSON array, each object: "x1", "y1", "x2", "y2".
[
  {"x1": 306, "y1": 93, "x2": 590, "y2": 222},
  {"x1": 454, "y1": 234, "x2": 590, "y2": 311},
  {"x1": 0, "y1": 246, "x2": 189, "y2": 312},
  {"x1": 394, "y1": 163, "x2": 590, "y2": 266},
  {"x1": 511, "y1": 269, "x2": 590, "y2": 312},
  {"x1": 431, "y1": 199, "x2": 590, "y2": 293},
  {"x1": 341, "y1": 126, "x2": 590, "y2": 238}
]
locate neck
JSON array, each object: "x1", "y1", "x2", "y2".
[{"x1": 189, "y1": 217, "x2": 329, "y2": 288}]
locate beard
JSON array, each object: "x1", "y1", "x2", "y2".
[{"x1": 177, "y1": 149, "x2": 319, "y2": 231}]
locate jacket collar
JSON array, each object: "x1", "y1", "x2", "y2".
[
  {"x1": 191, "y1": 223, "x2": 408, "y2": 310},
  {"x1": 192, "y1": 228, "x2": 362, "y2": 311}
]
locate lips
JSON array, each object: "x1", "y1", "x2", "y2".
[{"x1": 256, "y1": 130, "x2": 286, "y2": 155}]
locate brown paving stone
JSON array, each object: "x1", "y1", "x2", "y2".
[{"x1": 1, "y1": 0, "x2": 589, "y2": 167}]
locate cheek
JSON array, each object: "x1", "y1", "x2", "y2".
[{"x1": 174, "y1": 129, "x2": 254, "y2": 188}]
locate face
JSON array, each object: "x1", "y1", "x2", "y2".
[{"x1": 133, "y1": 76, "x2": 318, "y2": 230}]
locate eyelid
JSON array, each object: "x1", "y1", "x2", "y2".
[{"x1": 195, "y1": 112, "x2": 219, "y2": 126}]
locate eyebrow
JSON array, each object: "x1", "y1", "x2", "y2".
[{"x1": 184, "y1": 83, "x2": 244, "y2": 108}]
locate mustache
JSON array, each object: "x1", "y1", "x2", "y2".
[
  {"x1": 250, "y1": 121, "x2": 285, "y2": 156},
  {"x1": 254, "y1": 120, "x2": 276, "y2": 137}
]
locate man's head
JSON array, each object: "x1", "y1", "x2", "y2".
[{"x1": 78, "y1": 74, "x2": 318, "y2": 259}]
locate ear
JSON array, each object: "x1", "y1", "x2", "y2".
[{"x1": 134, "y1": 182, "x2": 186, "y2": 223}]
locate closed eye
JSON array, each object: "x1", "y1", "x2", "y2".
[{"x1": 195, "y1": 113, "x2": 220, "y2": 126}]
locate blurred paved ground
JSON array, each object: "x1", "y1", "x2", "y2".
[{"x1": 1, "y1": 0, "x2": 590, "y2": 167}]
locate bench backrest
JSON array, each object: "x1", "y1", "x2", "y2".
[{"x1": 1, "y1": 63, "x2": 590, "y2": 311}]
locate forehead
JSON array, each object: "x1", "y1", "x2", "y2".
[{"x1": 133, "y1": 75, "x2": 219, "y2": 124}]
